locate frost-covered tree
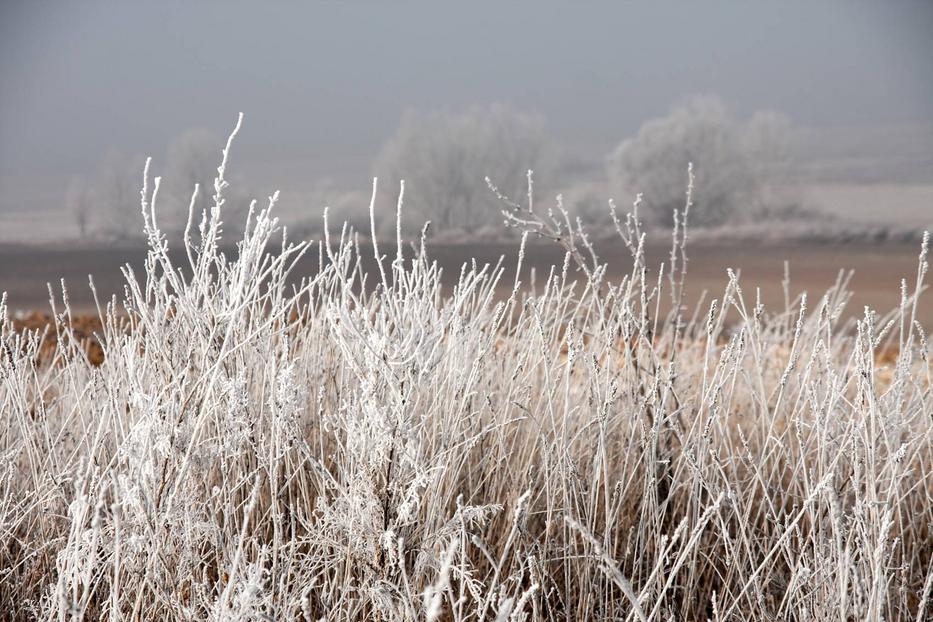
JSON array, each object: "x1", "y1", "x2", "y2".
[
  {"x1": 165, "y1": 127, "x2": 256, "y2": 235},
  {"x1": 87, "y1": 130, "x2": 251, "y2": 239},
  {"x1": 96, "y1": 150, "x2": 146, "y2": 238},
  {"x1": 66, "y1": 176, "x2": 92, "y2": 238},
  {"x1": 376, "y1": 105, "x2": 548, "y2": 232},
  {"x1": 608, "y1": 96, "x2": 793, "y2": 228},
  {"x1": 165, "y1": 128, "x2": 223, "y2": 225}
]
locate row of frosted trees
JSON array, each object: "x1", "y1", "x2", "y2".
[{"x1": 68, "y1": 96, "x2": 794, "y2": 238}]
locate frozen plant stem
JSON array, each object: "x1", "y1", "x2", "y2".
[{"x1": 0, "y1": 116, "x2": 930, "y2": 622}]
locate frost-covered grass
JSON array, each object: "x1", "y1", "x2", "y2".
[{"x1": 2, "y1": 119, "x2": 932, "y2": 621}]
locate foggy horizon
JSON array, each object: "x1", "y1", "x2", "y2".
[{"x1": 1, "y1": 0, "x2": 932, "y2": 238}]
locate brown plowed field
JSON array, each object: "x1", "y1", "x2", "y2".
[{"x1": 1, "y1": 240, "x2": 929, "y2": 326}]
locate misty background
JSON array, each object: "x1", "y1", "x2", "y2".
[{"x1": 1, "y1": 0, "x2": 932, "y2": 244}]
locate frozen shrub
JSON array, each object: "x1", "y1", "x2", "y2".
[
  {"x1": 0, "y1": 116, "x2": 931, "y2": 621},
  {"x1": 376, "y1": 104, "x2": 549, "y2": 232},
  {"x1": 95, "y1": 149, "x2": 148, "y2": 237},
  {"x1": 66, "y1": 176, "x2": 93, "y2": 238},
  {"x1": 609, "y1": 95, "x2": 794, "y2": 227}
]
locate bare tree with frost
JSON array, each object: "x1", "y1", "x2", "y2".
[
  {"x1": 66, "y1": 176, "x2": 92, "y2": 238},
  {"x1": 376, "y1": 104, "x2": 549, "y2": 232},
  {"x1": 609, "y1": 95, "x2": 793, "y2": 228},
  {"x1": 96, "y1": 150, "x2": 146, "y2": 238},
  {"x1": 164, "y1": 128, "x2": 224, "y2": 225}
]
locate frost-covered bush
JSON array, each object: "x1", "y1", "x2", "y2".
[
  {"x1": 376, "y1": 104, "x2": 549, "y2": 232},
  {"x1": 1, "y1": 116, "x2": 931, "y2": 621},
  {"x1": 609, "y1": 96, "x2": 794, "y2": 228}
]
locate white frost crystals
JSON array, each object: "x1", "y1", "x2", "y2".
[{"x1": 1, "y1": 115, "x2": 931, "y2": 621}]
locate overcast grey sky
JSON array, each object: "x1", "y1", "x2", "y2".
[{"x1": 1, "y1": 0, "x2": 932, "y2": 212}]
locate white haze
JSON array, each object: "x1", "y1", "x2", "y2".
[{"x1": 0, "y1": 0, "x2": 931, "y2": 240}]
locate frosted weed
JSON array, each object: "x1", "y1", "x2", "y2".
[{"x1": 0, "y1": 116, "x2": 931, "y2": 621}]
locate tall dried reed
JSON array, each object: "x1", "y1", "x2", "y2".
[{"x1": 1, "y1": 117, "x2": 931, "y2": 621}]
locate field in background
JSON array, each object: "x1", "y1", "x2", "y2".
[
  {"x1": 2, "y1": 239, "x2": 930, "y2": 327},
  {"x1": 2, "y1": 181, "x2": 932, "y2": 245}
]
